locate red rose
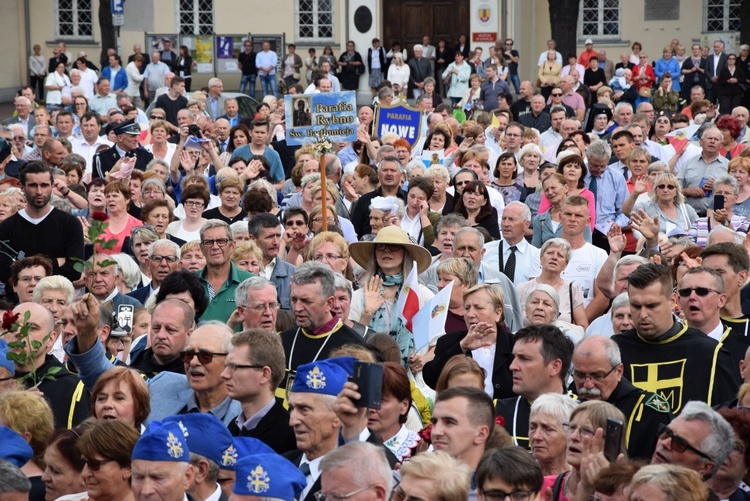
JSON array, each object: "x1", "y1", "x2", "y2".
[
  {"x1": 495, "y1": 415, "x2": 505, "y2": 427},
  {"x1": 91, "y1": 211, "x2": 109, "y2": 222},
  {"x1": 1, "y1": 310, "x2": 18, "y2": 331},
  {"x1": 418, "y1": 423, "x2": 433, "y2": 444}
]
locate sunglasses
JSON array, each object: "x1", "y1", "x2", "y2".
[
  {"x1": 657, "y1": 423, "x2": 713, "y2": 461},
  {"x1": 551, "y1": 93, "x2": 563, "y2": 97},
  {"x1": 180, "y1": 350, "x2": 228, "y2": 364},
  {"x1": 150, "y1": 115, "x2": 164, "y2": 119},
  {"x1": 677, "y1": 287, "x2": 721, "y2": 298},
  {"x1": 81, "y1": 457, "x2": 115, "y2": 471},
  {"x1": 656, "y1": 184, "x2": 675, "y2": 190}
]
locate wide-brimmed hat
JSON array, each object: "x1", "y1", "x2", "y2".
[{"x1": 349, "y1": 226, "x2": 433, "y2": 274}]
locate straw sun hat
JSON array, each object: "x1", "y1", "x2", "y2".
[{"x1": 349, "y1": 226, "x2": 433, "y2": 274}]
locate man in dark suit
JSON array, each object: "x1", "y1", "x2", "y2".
[
  {"x1": 160, "y1": 39, "x2": 179, "y2": 72},
  {"x1": 224, "y1": 328, "x2": 297, "y2": 455},
  {"x1": 2, "y1": 96, "x2": 35, "y2": 134},
  {"x1": 219, "y1": 98, "x2": 243, "y2": 128},
  {"x1": 127, "y1": 240, "x2": 181, "y2": 305},
  {"x1": 92, "y1": 119, "x2": 154, "y2": 179},
  {"x1": 705, "y1": 39, "x2": 728, "y2": 104},
  {"x1": 283, "y1": 357, "x2": 356, "y2": 501}
]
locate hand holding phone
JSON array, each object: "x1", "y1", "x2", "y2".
[
  {"x1": 350, "y1": 362, "x2": 383, "y2": 409},
  {"x1": 604, "y1": 418, "x2": 623, "y2": 462}
]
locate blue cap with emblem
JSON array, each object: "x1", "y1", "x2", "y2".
[
  {"x1": 132, "y1": 421, "x2": 190, "y2": 462},
  {"x1": 290, "y1": 356, "x2": 357, "y2": 397},
  {"x1": 220, "y1": 437, "x2": 276, "y2": 471},
  {"x1": 232, "y1": 453, "x2": 306, "y2": 499},
  {"x1": 113, "y1": 118, "x2": 141, "y2": 135},
  {"x1": 162, "y1": 413, "x2": 233, "y2": 467},
  {"x1": 0, "y1": 425, "x2": 33, "y2": 468},
  {"x1": 0, "y1": 339, "x2": 14, "y2": 376}
]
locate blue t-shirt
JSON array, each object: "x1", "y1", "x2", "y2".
[{"x1": 230, "y1": 144, "x2": 285, "y2": 182}]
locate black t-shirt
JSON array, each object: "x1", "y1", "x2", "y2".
[
  {"x1": 154, "y1": 93, "x2": 188, "y2": 127},
  {"x1": 504, "y1": 49, "x2": 519, "y2": 74},
  {"x1": 238, "y1": 51, "x2": 257, "y2": 75},
  {"x1": 584, "y1": 67, "x2": 607, "y2": 88}
]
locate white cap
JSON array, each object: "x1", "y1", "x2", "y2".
[{"x1": 585, "y1": 38, "x2": 593, "y2": 45}]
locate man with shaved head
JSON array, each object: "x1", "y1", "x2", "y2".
[
  {"x1": 572, "y1": 334, "x2": 671, "y2": 460},
  {"x1": 12, "y1": 301, "x2": 90, "y2": 427}
]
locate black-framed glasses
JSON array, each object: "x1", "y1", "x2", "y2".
[
  {"x1": 149, "y1": 114, "x2": 164, "y2": 119},
  {"x1": 551, "y1": 93, "x2": 563, "y2": 97},
  {"x1": 180, "y1": 350, "x2": 228, "y2": 364},
  {"x1": 572, "y1": 363, "x2": 620, "y2": 382},
  {"x1": 185, "y1": 200, "x2": 205, "y2": 208},
  {"x1": 201, "y1": 238, "x2": 231, "y2": 248},
  {"x1": 81, "y1": 457, "x2": 115, "y2": 471},
  {"x1": 480, "y1": 489, "x2": 534, "y2": 501},
  {"x1": 150, "y1": 255, "x2": 179, "y2": 263},
  {"x1": 677, "y1": 287, "x2": 721, "y2": 298},
  {"x1": 657, "y1": 423, "x2": 714, "y2": 461},
  {"x1": 223, "y1": 363, "x2": 266, "y2": 372}
]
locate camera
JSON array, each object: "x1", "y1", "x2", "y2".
[{"x1": 188, "y1": 124, "x2": 202, "y2": 137}]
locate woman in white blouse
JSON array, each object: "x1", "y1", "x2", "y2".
[
  {"x1": 45, "y1": 61, "x2": 70, "y2": 108},
  {"x1": 387, "y1": 53, "x2": 410, "y2": 100}
]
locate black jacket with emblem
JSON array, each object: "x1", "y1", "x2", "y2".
[
  {"x1": 613, "y1": 321, "x2": 740, "y2": 414},
  {"x1": 92, "y1": 144, "x2": 154, "y2": 179}
]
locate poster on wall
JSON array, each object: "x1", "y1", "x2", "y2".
[
  {"x1": 251, "y1": 34, "x2": 285, "y2": 74},
  {"x1": 216, "y1": 35, "x2": 246, "y2": 73},
  {"x1": 194, "y1": 35, "x2": 214, "y2": 73}
]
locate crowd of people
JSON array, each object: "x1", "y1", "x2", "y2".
[{"x1": 3, "y1": 33, "x2": 750, "y2": 501}]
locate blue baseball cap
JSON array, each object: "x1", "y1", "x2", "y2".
[
  {"x1": 220, "y1": 437, "x2": 276, "y2": 471},
  {"x1": 132, "y1": 421, "x2": 190, "y2": 462},
  {"x1": 0, "y1": 426, "x2": 33, "y2": 467},
  {"x1": 0, "y1": 339, "x2": 14, "y2": 376},
  {"x1": 233, "y1": 454, "x2": 306, "y2": 499},
  {"x1": 163, "y1": 413, "x2": 233, "y2": 467},
  {"x1": 290, "y1": 356, "x2": 357, "y2": 397}
]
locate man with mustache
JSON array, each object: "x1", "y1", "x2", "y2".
[
  {"x1": 248, "y1": 213, "x2": 295, "y2": 311},
  {"x1": 572, "y1": 335, "x2": 672, "y2": 460}
]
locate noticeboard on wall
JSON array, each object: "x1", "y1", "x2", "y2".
[
  {"x1": 181, "y1": 35, "x2": 215, "y2": 74},
  {"x1": 145, "y1": 34, "x2": 178, "y2": 57},
  {"x1": 251, "y1": 34, "x2": 286, "y2": 74},
  {"x1": 216, "y1": 35, "x2": 247, "y2": 73}
]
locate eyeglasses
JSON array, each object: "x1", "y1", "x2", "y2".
[
  {"x1": 312, "y1": 216, "x2": 335, "y2": 224},
  {"x1": 656, "y1": 184, "x2": 676, "y2": 190},
  {"x1": 18, "y1": 275, "x2": 44, "y2": 283},
  {"x1": 149, "y1": 115, "x2": 164, "y2": 119},
  {"x1": 734, "y1": 441, "x2": 746, "y2": 455},
  {"x1": 375, "y1": 243, "x2": 403, "y2": 252},
  {"x1": 81, "y1": 457, "x2": 115, "y2": 471},
  {"x1": 677, "y1": 287, "x2": 721, "y2": 298},
  {"x1": 314, "y1": 253, "x2": 344, "y2": 261},
  {"x1": 480, "y1": 490, "x2": 534, "y2": 501},
  {"x1": 551, "y1": 93, "x2": 563, "y2": 97},
  {"x1": 201, "y1": 238, "x2": 231, "y2": 248},
  {"x1": 223, "y1": 363, "x2": 266, "y2": 372},
  {"x1": 284, "y1": 220, "x2": 307, "y2": 227},
  {"x1": 151, "y1": 255, "x2": 179, "y2": 263},
  {"x1": 505, "y1": 133, "x2": 522, "y2": 137},
  {"x1": 572, "y1": 363, "x2": 620, "y2": 382},
  {"x1": 640, "y1": 56, "x2": 648, "y2": 59},
  {"x1": 244, "y1": 301, "x2": 280, "y2": 312},
  {"x1": 562, "y1": 423, "x2": 595, "y2": 438},
  {"x1": 314, "y1": 485, "x2": 375, "y2": 501},
  {"x1": 184, "y1": 200, "x2": 205, "y2": 208},
  {"x1": 657, "y1": 423, "x2": 714, "y2": 461},
  {"x1": 180, "y1": 350, "x2": 228, "y2": 364}
]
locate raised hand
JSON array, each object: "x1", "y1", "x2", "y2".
[
  {"x1": 362, "y1": 275, "x2": 385, "y2": 318},
  {"x1": 630, "y1": 209, "x2": 660, "y2": 240},
  {"x1": 607, "y1": 224, "x2": 626, "y2": 254}
]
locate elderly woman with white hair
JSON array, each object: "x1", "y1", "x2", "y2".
[
  {"x1": 517, "y1": 143, "x2": 544, "y2": 194},
  {"x1": 523, "y1": 283, "x2": 584, "y2": 343},
  {"x1": 32, "y1": 275, "x2": 75, "y2": 360},
  {"x1": 110, "y1": 254, "x2": 142, "y2": 294},
  {"x1": 610, "y1": 292, "x2": 634, "y2": 334},
  {"x1": 364, "y1": 196, "x2": 405, "y2": 240},
  {"x1": 688, "y1": 175, "x2": 750, "y2": 248},
  {"x1": 529, "y1": 393, "x2": 579, "y2": 477},
  {"x1": 518, "y1": 238, "x2": 588, "y2": 328},
  {"x1": 425, "y1": 164, "x2": 453, "y2": 214}
]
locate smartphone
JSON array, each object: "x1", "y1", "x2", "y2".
[
  {"x1": 714, "y1": 194, "x2": 725, "y2": 211},
  {"x1": 604, "y1": 417, "x2": 624, "y2": 462},
  {"x1": 350, "y1": 362, "x2": 383, "y2": 409}
]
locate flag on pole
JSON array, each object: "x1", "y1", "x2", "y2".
[
  {"x1": 412, "y1": 280, "x2": 454, "y2": 351},
  {"x1": 666, "y1": 124, "x2": 700, "y2": 154},
  {"x1": 397, "y1": 261, "x2": 420, "y2": 332}
]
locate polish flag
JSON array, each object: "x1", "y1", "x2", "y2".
[{"x1": 398, "y1": 261, "x2": 420, "y2": 332}]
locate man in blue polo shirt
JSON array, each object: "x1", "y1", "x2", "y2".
[{"x1": 229, "y1": 119, "x2": 285, "y2": 190}]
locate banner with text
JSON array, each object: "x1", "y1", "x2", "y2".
[
  {"x1": 374, "y1": 103, "x2": 423, "y2": 147},
  {"x1": 284, "y1": 91, "x2": 358, "y2": 146}
]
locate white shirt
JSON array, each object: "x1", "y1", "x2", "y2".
[
  {"x1": 481, "y1": 238, "x2": 541, "y2": 286},
  {"x1": 585, "y1": 313, "x2": 615, "y2": 338},
  {"x1": 539, "y1": 129, "x2": 562, "y2": 151},
  {"x1": 299, "y1": 455, "x2": 324, "y2": 501},
  {"x1": 72, "y1": 136, "x2": 113, "y2": 179},
  {"x1": 472, "y1": 344, "x2": 496, "y2": 397},
  {"x1": 712, "y1": 53, "x2": 722, "y2": 77},
  {"x1": 706, "y1": 321, "x2": 725, "y2": 343},
  {"x1": 78, "y1": 67, "x2": 98, "y2": 97},
  {"x1": 562, "y1": 243, "x2": 607, "y2": 306},
  {"x1": 260, "y1": 257, "x2": 276, "y2": 280},
  {"x1": 204, "y1": 485, "x2": 223, "y2": 501},
  {"x1": 400, "y1": 212, "x2": 423, "y2": 245}
]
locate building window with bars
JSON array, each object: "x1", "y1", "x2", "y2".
[
  {"x1": 297, "y1": 0, "x2": 334, "y2": 42},
  {"x1": 580, "y1": 0, "x2": 620, "y2": 40},
  {"x1": 56, "y1": 0, "x2": 93, "y2": 39},
  {"x1": 705, "y1": 0, "x2": 740, "y2": 32},
  {"x1": 179, "y1": 0, "x2": 214, "y2": 35}
]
